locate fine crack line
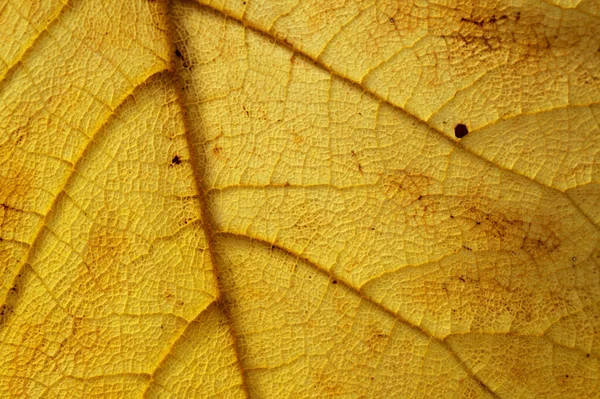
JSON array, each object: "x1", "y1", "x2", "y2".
[
  {"x1": 217, "y1": 231, "x2": 501, "y2": 399},
  {"x1": 195, "y1": 0, "x2": 600, "y2": 235}
]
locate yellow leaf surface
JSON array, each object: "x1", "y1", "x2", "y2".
[{"x1": 1, "y1": 0, "x2": 599, "y2": 397}]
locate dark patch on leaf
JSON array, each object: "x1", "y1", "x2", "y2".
[{"x1": 454, "y1": 123, "x2": 469, "y2": 138}]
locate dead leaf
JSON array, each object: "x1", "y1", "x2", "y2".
[{"x1": 0, "y1": 0, "x2": 599, "y2": 397}]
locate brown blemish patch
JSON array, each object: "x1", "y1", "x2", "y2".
[
  {"x1": 365, "y1": 328, "x2": 390, "y2": 352},
  {"x1": 350, "y1": 150, "x2": 363, "y2": 175},
  {"x1": 381, "y1": 170, "x2": 443, "y2": 226},
  {"x1": 435, "y1": 7, "x2": 570, "y2": 87},
  {"x1": 382, "y1": 170, "x2": 435, "y2": 207},
  {"x1": 290, "y1": 202, "x2": 331, "y2": 241},
  {"x1": 0, "y1": 202, "x2": 27, "y2": 241},
  {"x1": 0, "y1": 169, "x2": 35, "y2": 211},
  {"x1": 212, "y1": 145, "x2": 223, "y2": 156},
  {"x1": 452, "y1": 10, "x2": 550, "y2": 56},
  {"x1": 291, "y1": 131, "x2": 304, "y2": 145},
  {"x1": 174, "y1": 47, "x2": 192, "y2": 70},
  {"x1": 211, "y1": 145, "x2": 230, "y2": 165},
  {"x1": 0, "y1": 263, "x2": 25, "y2": 329},
  {"x1": 313, "y1": 371, "x2": 345, "y2": 396},
  {"x1": 82, "y1": 216, "x2": 129, "y2": 292},
  {"x1": 458, "y1": 197, "x2": 561, "y2": 259}
]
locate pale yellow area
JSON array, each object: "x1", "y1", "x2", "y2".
[
  {"x1": 196, "y1": 0, "x2": 600, "y2": 219},
  {"x1": 215, "y1": 235, "x2": 492, "y2": 398},
  {"x1": 0, "y1": 0, "x2": 243, "y2": 396},
  {"x1": 459, "y1": 105, "x2": 600, "y2": 191},
  {"x1": 0, "y1": 0, "x2": 67, "y2": 80},
  {"x1": 178, "y1": 1, "x2": 600, "y2": 338},
  {"x1": 0, "y1": 71, "x2": 229, "y2": 397},
  {"x1": 144, "y1": 304, "x2": 246, "y2": 398},
  {"x1": 577, "y1": 0, "x2": 600, "y2": 16},
  {"x1": 543, "y1": 0, "x2": 584, "y2": 8},
  {"x1": 447, "y1": 334, "x2": 599, "y2": 398},
  {"x1": 1, "y1": 0, "x2": 599, "y2": 397},
  {"x1": 0, "y1": 0, "x2": 170, "y2": 307}
]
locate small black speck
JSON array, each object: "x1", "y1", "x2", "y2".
[
  {"x1": 587, "y1": 354, "x2": 591, "y2": 357},
  {"x1": 172, "y1": 155, "x2": 181, "y2": 165},
  {"x1": 565, "y1": 374, "x2": 569, "y2": 378},
  {"x1": 332, "y1": 280, "x2": 337, "y2": 285},
  {"x1": 175, "y1": 49, "x2": 183, "y2": 58},
  {"x1": 454, "y1": 123, "x2": 469, "y2": 138}
]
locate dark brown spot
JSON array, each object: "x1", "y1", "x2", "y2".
[
  {"x1": 460, "y1": 17, "x2": 484, "y2": 26},
  {"x1": 171, "y1": 155, "x2": 181, "y2": 165},
  {"x1": 332, "y1": 280, "x2": 337, "y2": 285},
  {"x1": 389, "y1": 18, "x2": 394, "y2": 23},
  {"x1": 175, "y1": 49, "x2": 182, "y2": 58},
  {"x1": 454, "y1": 123, "x2": 469, "y2": 138}
]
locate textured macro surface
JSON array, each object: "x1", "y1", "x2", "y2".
[{"x1": 0, "y1": 0, "x2": 599, "y2": 397}]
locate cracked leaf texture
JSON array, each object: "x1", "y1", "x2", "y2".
[{"x1": 0, "y1": 0, "x2": 599, "y2": 398}]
